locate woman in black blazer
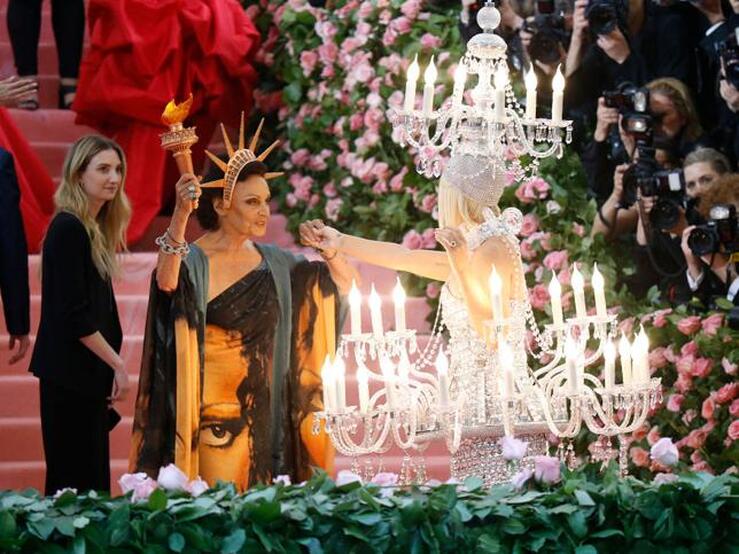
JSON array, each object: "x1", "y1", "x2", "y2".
[{"x1": 30, "y1": 135, "x2": 131, "y2": 495}]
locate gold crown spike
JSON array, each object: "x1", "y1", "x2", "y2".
[
  {"x1": 200, "y1": 114, "x2": 281, "y2": 209},
  {"x1": 264, "y1": 172, "x2": 284, "y2": 180}
]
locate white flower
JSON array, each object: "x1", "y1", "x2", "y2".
[
  {"x1": 546, "y1": 200, "x2": 562, "y2": 214},
  {"x1": 335, "y1": 470, "x2": 362, "y2": 486},
  {"x1": 185, "y1": 477, "x2": 209, "y2": 497},
  {"x1": 119, "y1": 472, "x2": 149, "y2": 494},
  {"x1": 132, "y1": 478, "x2": 159, "y2": 502},
  {"x1": 273, "y1": 474, "x2": 292, "y2": 486},
  {"x1": 157, "y1": 464, "x2": 189, "y2": 491},
  {"x1": 653, "y1": 472, "x2": 679, "y2": 485},
  {"x1": 53, "y1": 487, "x2": 77, "y2": 499},
  {"x1": 510, "y1": 468, "x2": 534, "y2": 489},
  {"x1": 650, "y1": 438, "x2": 679, "y2": 466},
  {"x1": 499, "y1": 436, "x2": 528, "y2": 461},
  {"x1": 370, "y1": 472, "x2": 399, "y2": 486}
]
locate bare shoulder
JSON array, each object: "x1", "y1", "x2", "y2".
[{"x1": 469, "y1": 235, "x2": 516, "y2": 266}]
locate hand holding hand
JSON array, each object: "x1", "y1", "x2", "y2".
[{"x1": 300, "y1": 219, "x2": 341, "y2": 255}]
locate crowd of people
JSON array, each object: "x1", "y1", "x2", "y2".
[{"x1": 464, "y1": 0, "x2": 739, "y2": 311}]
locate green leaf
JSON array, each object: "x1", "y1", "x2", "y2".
[
  {"x1": 568, "y1": 510, "x2": 588, "y2": 538},
  {"x1": 574, "y1": 490, "x2": 596, "y2": 506},
  {"x1": 73, "y1": 534, "x2": 86, "y2": 554},
  {"x1": 463, "y1": 476, "x2": 484, "y2": 491},
  {"x1": 169, "y1": 532, "x2": 186, "y2": 552},
  {"x1": 575, "y1": 546, "x2": 598, "y2": 554},
  {"x1": 353, "y1": 512, "x2": 382, "y2": 526},
  {"x1": 147, "y1": 489, "x2": 168, "y2": 512},
  {"x1": 476, "y1": 534, "x2": 501, "y2": 553},
  {"x1": 28, "y1": 518, "x2": 55, "y2": 540},
  {"x1": 221, "y1": 528, "x2": 246, "y2": 554},
  {"x1": 0, "y1": 512, "x2": 16, "y2": 538},
  {"x1": 590, "y1": 529, "x2": 624, "y2": 538},
  {"x1": 502, "y1": 518, "x2": 527, "y2": 535}
]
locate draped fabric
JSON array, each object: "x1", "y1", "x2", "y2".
[
  {"x1": 130, "y1": 244, "x2": 337, "y2": 488},
  {"x1": 0, "y1": 108, "x2": 56, "y2": 252},
  {"x1": 73, "y1": 0, "x2": 260, "y2": 245}
]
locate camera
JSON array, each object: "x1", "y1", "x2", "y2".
[
  {"x1": 603, "y1": 83, "x2": 652, "y2": 144},
  {"x1": 718, "y1": 28, "x2": 739, "y2": 89},
  {"x1": 688, "y1": 204, "x2": 739, "y2": 257},
  {"x1": 524, "y1": 0, "x2": 570, "y2": 65},
  {"x1": 585, "y1": 0, "x2": 622, "y2": 37}
]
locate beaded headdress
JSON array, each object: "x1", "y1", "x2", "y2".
[{"x1": 200, "y1": 114, "x2": 283, "y2": 209}]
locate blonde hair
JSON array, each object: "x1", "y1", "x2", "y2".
[
  {"x1": 437, "y1": 178, "x2": 497, "y2": 228},
  {"x1": 698, "y1": 173, "x2": 739, "y2": 219},
  {"x1": 646, "y1": 77, "x2": 703, "y2": 143},
  {"x1": 53, "y1": 135, "x2": 131, "y2": 279}
]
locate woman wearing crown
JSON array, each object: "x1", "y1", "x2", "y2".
[{"x1": 129, "y1": 121, "x2": 358, "y2": 490}]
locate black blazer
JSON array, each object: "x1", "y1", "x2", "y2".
[
  {"x1": 0, "y1": 148, "x2": 30, "y2": 336},
  {"x1": 29, "y1": 212, "x2": 122, "y2": 398}
]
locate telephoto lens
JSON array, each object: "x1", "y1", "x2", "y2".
[{"x1": 688, "y1": 204, "x2": 738, "y2": 257}]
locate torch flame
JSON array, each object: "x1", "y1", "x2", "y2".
[{"x1": 161, "y1": 94, "x2": 194, "y2": 126}]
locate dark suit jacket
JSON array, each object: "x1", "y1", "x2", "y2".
[
  {"x1": 29, "y1": 212, "x2": 121, "y2": 398},
  {"x1": 0, "y1": 148, "x2": 29, "y2": 336}
]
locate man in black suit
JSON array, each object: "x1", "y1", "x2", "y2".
[{"x1": 0, "y1": 147, "x2": 30, "y2": 364}]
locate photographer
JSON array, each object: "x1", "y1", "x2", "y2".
[
  {"x1": 565, "y1": 0, "x2": 696, "y2": 117},
  {"x1": 581, "y1": 78, "x2": 703, "y2": 205},
  {"x1": 681, "y1": 174, "x2": 739, "y2": 305},
  {"x1": 684, "y1": 147, "x2": 731, "y2": 198},
  {"x1": 711, "y1": 60, "x2": 739, "y2": 167}
]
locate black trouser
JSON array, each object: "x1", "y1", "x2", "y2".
[
  {"x1": 39, "y1": 379, "x2": 110, "y2": 496},
  {"x1": 6, "y1": 0, "x2": 84, "y2": 78}
]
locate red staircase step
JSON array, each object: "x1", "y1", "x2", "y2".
[{"x1": 7, "y1": 109, "x2": 95, "y2": 144}]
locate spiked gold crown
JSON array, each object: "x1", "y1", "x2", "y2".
[{"x1": 201, "y1": 113, "x2": 283, "y2": 209}]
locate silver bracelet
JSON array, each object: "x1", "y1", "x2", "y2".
[{"x1": 155, "y1": 232, "x2": 190, "y2": 256}]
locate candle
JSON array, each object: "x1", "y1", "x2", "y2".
[
  {"x1": 571, "y1": 264, "x2": 587, "y2": 319},
  {"x1": 494, "y1": 65, "x2": 508, "y2": 122},
  {"x1": 380, "y1": 355, "x2": 396, "y2": 409},
  {"x1": 392, "y1": 277, "x2": 407, "y2": 332},
  {"x1": 357, "y1": 363, "x2": 370, "y2": 414},
  {"x1": 498, "y1": 337, "x2": 514, "y2": 397},
  {"x1": 548, "y1": 271, "x2": 563, "y2": 327},
  {"x1": 565, "y1": 337, "x2": 579, "y2": 395},
  {"x1": 604, "y1": 338, "x2": 616, "y2": 390},
  {"x1": 320, "y1": 355, "x2": 335, "y2": 412},
  {"x1": 368, "y1": 284, "x2": 384, "y2": 338},
  {"x1": 618, "y1": 334, "x2": 632, "y2": 385},
  {"x1": 334, "y1": 356, "x2": 346, "y2": 411},
  {"x1": 422, "y1": 55, "x2": 437, "y2": 116},
  {"x1": 452, "y1": 62, "x2": 467, "y2": 108},
  {"x1": 489, "y1": 265, "x2": 503, "y2": 321},
  {"x1": 436, "y1": 349, "x2": 450, "y2": 407},
  {"x1": 349, "y1": 280, "x2": 362, "y2": 336},
  {"x1": 551, "y1": 64, "x2": 565, "y2": 125},
  {"x1": 525, "y1": 65, "x2": 537, "y2": 120},
  {"x1": 404, "y1": 55, "x2": 420, "y2": 113},
  {"x1": 633, "y1": 326, "x2": 649, "y2": 383},
  {"x1": 591, "y1": 263, "x2": 607, "y2": 317}
]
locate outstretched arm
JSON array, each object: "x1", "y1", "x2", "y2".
[{"x1": 300, "y1": 220, "x2": 450, "y2": 282}]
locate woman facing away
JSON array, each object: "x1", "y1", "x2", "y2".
[
  {"x1": 129, "y1": 122, "x2": 358, "y2": 491},
  {"x1": 30, "y1": 135, "x2": 131, "y2": 495},
  {"x1": 301, "y1": 154, "x2": 551, "y2": 484}
]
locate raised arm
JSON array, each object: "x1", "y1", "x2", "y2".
[
  {"x1": 300, "y1": 220, "x2": 450, "y2": 282},
  {"x1": 156, "y1": 174, "x2": 201, "y2": 292}
]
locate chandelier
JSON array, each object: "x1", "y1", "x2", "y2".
[
  {"x1": 312, "y1": 1, "x2": 661, "y2": 484},
  {"x1": 390, "y1": 0, "x2": 573, "y2": 181}
]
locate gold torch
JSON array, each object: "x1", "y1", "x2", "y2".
[{"x1": 160, "y1": 94, "x2": 199, "y2": 207}]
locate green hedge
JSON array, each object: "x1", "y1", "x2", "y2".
[{"x1": 1, "y1": 466, "x2": 736, "y2": 553}]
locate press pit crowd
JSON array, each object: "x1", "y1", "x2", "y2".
[{"x1": 459, "y1": 0, "x2": 739, "y2": 324}]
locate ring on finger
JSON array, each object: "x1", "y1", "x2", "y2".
[
  {"x1": 188, "y1": 185, "x2": 196, "y2": 193},
  {"x1": 449, "y1": 240, "x2": 457, "y2": 248}
]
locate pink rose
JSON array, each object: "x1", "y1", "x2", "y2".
[
  {"x1": 730, "y1": 398, "x2": 739, "y2": 417},
  {"x1": 520, "y1": 239, "x2": 537, "y2": 260},
  {"x1": 649, "y1": 347, "x2": 669, "y2": 370},
  {"x1": 533, "y1": 455, "x2": 561, "y2": 484},
  {"x1": 421, "y1": 228, "x2": 436, "y2": 249},
  {"x1": 290, "y1": 148, "x2": 311, "y2": 166},
  {"x1": 543, "y1": 250, "x2": 568, "y2": 271},
  {"x1": 372, "y1": 181, "x2": 388, "y2": 195},
  {"x1": 572, "y1": 222, "x2": 585, "y2": 237},
  {"x1": 653, "y1": 473, "x2": 679, "y2": 485},
  {"x1": 420, "y1": 33, "x2": 442, "y2": 49},
  {"x1": 325, "y1": 198, "x2": 344, "y2": 222},
  {"x1": 685, "y1": 428, "x2": 708, "y2": 449},
  {"x1": 692, "y1": 357, "x2": 712, "y2": 379},
  {"x1": 390, "y1": 16, "x2": 412, "y2": 34},
  {"x1": 510, "y1": 468, "x2": 534, "y2": 489},
  {"x1": 402, "y1": 230, "x2": 423, "y2": 250},
  {"x1": 676, "y1": 316, "x2": 701, "y2": 335},
  {"x1": 389, "y1": 168, "x2": 408, "y2": 192},
  {"x1": 420, "y1": 193, "x2": 437, "y2": 213},
  {"x1": 701, "y1": 313, "x2": 723, "y2": 335},
  {"x1": 702, "y1": 396, "x2": 716, "y2": 421},
  {"x1": 157, "y1": 464, "x2": 189, "y2": 491},
  {"x1": 426, "y1": 282, "x2": 440, "y2": 299},
  {"x1": 675, "y1": 354, "x2": 695, "y2": 376},
  {"x1": 185, "y1": 477, "x2": 209, "y2": 497},
  {"x1": 630, "y1": 447, "x2": 650, "y2": 467},
  {"x1": 651, "y1": 308, "x2": 672, "y2": 328},
  {"x1": 632, "y1": 423, "x2": 649, "y2": 441},
  {"x1": 666, "y1": 394, "x2": 684, "y2": 412},
  {"x1": 500, "y1": 436, "x2": 528, "y2": 461},
  {"x1": 680, "y1": 341, "x2": 698, "y2": 357},
  {"x1": 520, "y1": 214, "x2": 539, "y2": 237},
  {"x1": 728, "y1": 420, "x2": 739, "y2": 441},
  {"x1": 682, "y1": 408, "x2": 697, "y2": 426},
  {"x1": 716, "y1": 383, "x2": 738, "y2": 404},
  {"x1": 674, "y1": 373, "x2": 693, "y2": 394},
  {"x1": 722, "y1": 357, "x2": 737, "y2": 375},
  {"x1": 300, "y1": 50, "x2": 318, "y2": 76},
  {"x1": 646, "y1": 425, "x2": 661, "y2": 446},
  {"x1": 650, "y1": 438, "x2": 679, "y2": 466},
  {"x1": 323, "y1": 182, "x2": 337, "y2": 198},
  {"x1": 529, "y1": 284, "x2": 550, "y2": 310},
  {"x1": 400, "y1": 0, "x2": 422, "y2": 19}
]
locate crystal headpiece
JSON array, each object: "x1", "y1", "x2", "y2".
[
  {"x1": 441, "y1": 150, "x2": 508, "y2": 207},
  {"x1": 201, "y1": 114, "x2": 283, "y2": 209}
]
